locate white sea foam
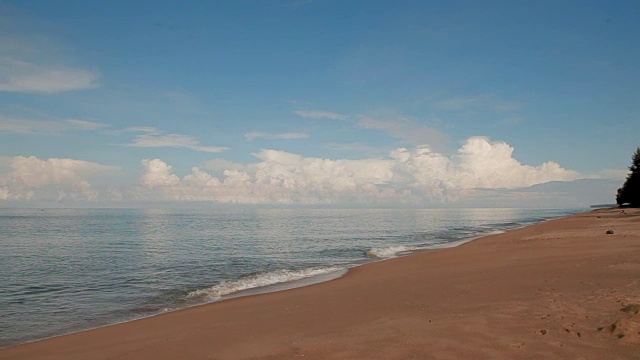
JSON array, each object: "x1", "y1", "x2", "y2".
[
  {"x1": 426, "y1": 230, "x2": 506, "y2": 250},
  {"x1": 186, "y1": 266, "x2": 343, "y2": 301},
  {"x1": 366, "y1": 230, "x2": 507, "y2": 259},
  {"x1": 366, "y1": 245, "x2": 417, "y2": 259}
]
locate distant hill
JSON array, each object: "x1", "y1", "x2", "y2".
[{"x1": 454, "y1": 178, "x2": 622, "y2": 208}]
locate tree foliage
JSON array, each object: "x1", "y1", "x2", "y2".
[{"x1": 616, "y1": 147, "x2": 640, "y2": 207}]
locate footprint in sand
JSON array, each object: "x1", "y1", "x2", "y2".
[
  {"x1": 598, "y1": 304, "x2": 640, "y2": 343},
  {"x1": 560, "y1": 328, "x2": 582, "y2": 337}
]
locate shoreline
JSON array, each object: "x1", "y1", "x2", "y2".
[
  {"x1": 1, "y1": 210, "x2": 570, "y2": 349},
  {"x1": 3, "y1": 208, "x2": 639, "y2": 359},
  {"x1": 0, "y1": 209, "x2": 568, "y2": 349}
]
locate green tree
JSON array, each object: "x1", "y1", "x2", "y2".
[{"x1": 616, "y1": 147, "x2": 640, "y2": 207}]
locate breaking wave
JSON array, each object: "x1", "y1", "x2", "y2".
[
  {"x1": 186, "y1": 266, "x2": 343, "y2": 301},
  {"x1": 366, "y1": 245, "x2": 417, "y2": 259}
]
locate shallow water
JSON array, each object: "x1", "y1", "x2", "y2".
[{"x1": 0, "y1": 207, "x2": 579, "y2": 347}]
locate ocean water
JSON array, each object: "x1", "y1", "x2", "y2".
[{"x1": 0, "y1": 207, "x2": 579, "y2": 347}]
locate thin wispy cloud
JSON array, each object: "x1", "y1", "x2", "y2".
[
  {"x1": 324, "y1": 142, "x2": 382, "y2": 155},
  {"x1": 244, "y1": 131, "x2": 309, "y2": 141},
  {"x1": 126, "y1": 128, "x2": 228, "y2": 153},
  {"x1": 0, "y1": 117, "x2": 107, "y2": 134},
  {"x1": 294, "y1": 109, "x2": 349, "y2": 120},
  {"x1": 0, "y1": 27, "x2": 99, "y2": 94},
  {"x1": 357, "y1": 115, "x2": 450, "y2": 151},
  {"x1": 0, "y1": 57, "x2": 99, "y2": 94},
  {"x1": 122, "y1": 126, "x2": 161, "y2": 133},
  {"x1": 435, "y1": 94, "x2": 521, "y2": 113},
  {"x1": 64, "y1": 119, "x2": 108, "y2": 130},
  {"x1": 499, "y1": 116, "x2": 524, "y2": 125},
  {"x1": 290, "y1": 0, "x2": 313, "y2": 5}
]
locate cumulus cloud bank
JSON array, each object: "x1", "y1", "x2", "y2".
[
  {"x1": 138, "y1": 137, "x2": 579, "y2": 204},
  {"x1": 0, "y1": 138, "x2": 583, "y2": 204},
  {"x1": 0, "y1": 156, "x2": 119, "y2": 201}
]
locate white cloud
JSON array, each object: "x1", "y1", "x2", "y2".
[
  {"x1": 0, "y1": 57, "x2": 98, "y2": 94},
  {"x1": 0, "y1": 117, "x2": 107, "y2": 134},
  {"x1": 0, "y1": 138, "x2": 585, "y2": 205},
  {"x1": 136, "y1": 137, "x2": 579, "y2": 204},
  {"x1": 141, "y1": 159, "x2": 180, "y2": 188},
  {"x1": 244, "y1": 131, "x2": 309, "y2": 141},
  {"x1": 390, "y1": 137, "x2": 579, "y2": 198},
  {"x1": 202, "y1": 159, "x2": 247, "y2": 173},
  {"x1": 127, "y1": 130, "x2": 228, "y2": 153},
  {"x1": 137, "y1": 152, "x2": 396, "y2": 204},
  {"x1": 0, "y1": 156, "x2": 119, "y2": 201},
  {"x1": 294, "y1": 109, "x2": 349, "y2": 120}
]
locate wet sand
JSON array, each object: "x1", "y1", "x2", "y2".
[{"x1": 3, "y1": 208, "x2": 640, "y2": 359}]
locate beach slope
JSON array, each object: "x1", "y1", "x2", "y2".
[{"x1": 3, "y1": 208, "x2": 640, "y2": 359}]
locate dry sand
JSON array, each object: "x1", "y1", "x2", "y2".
[{"x1": 2, "y1": 208, "x2": 640, "y2": 360}]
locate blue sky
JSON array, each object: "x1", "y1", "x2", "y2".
[{"x1": 0, "y1": 0, "x2": 638, "y2": 207}]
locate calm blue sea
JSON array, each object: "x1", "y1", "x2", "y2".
[{"x1": 0, "y1": 207, "x2": 580, "y2": 347}]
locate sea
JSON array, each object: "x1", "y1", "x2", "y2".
[{"x1": 0, "y1": 207, "x2": 581, "y2": 347}]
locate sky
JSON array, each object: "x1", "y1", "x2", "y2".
[{"x1": 0, "y1": 0, "x2": 638, "y2": 207}]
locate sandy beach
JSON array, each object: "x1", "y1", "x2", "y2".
[{"x1": 2, "y1": 208, "x2": 639, "y2": 360}]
